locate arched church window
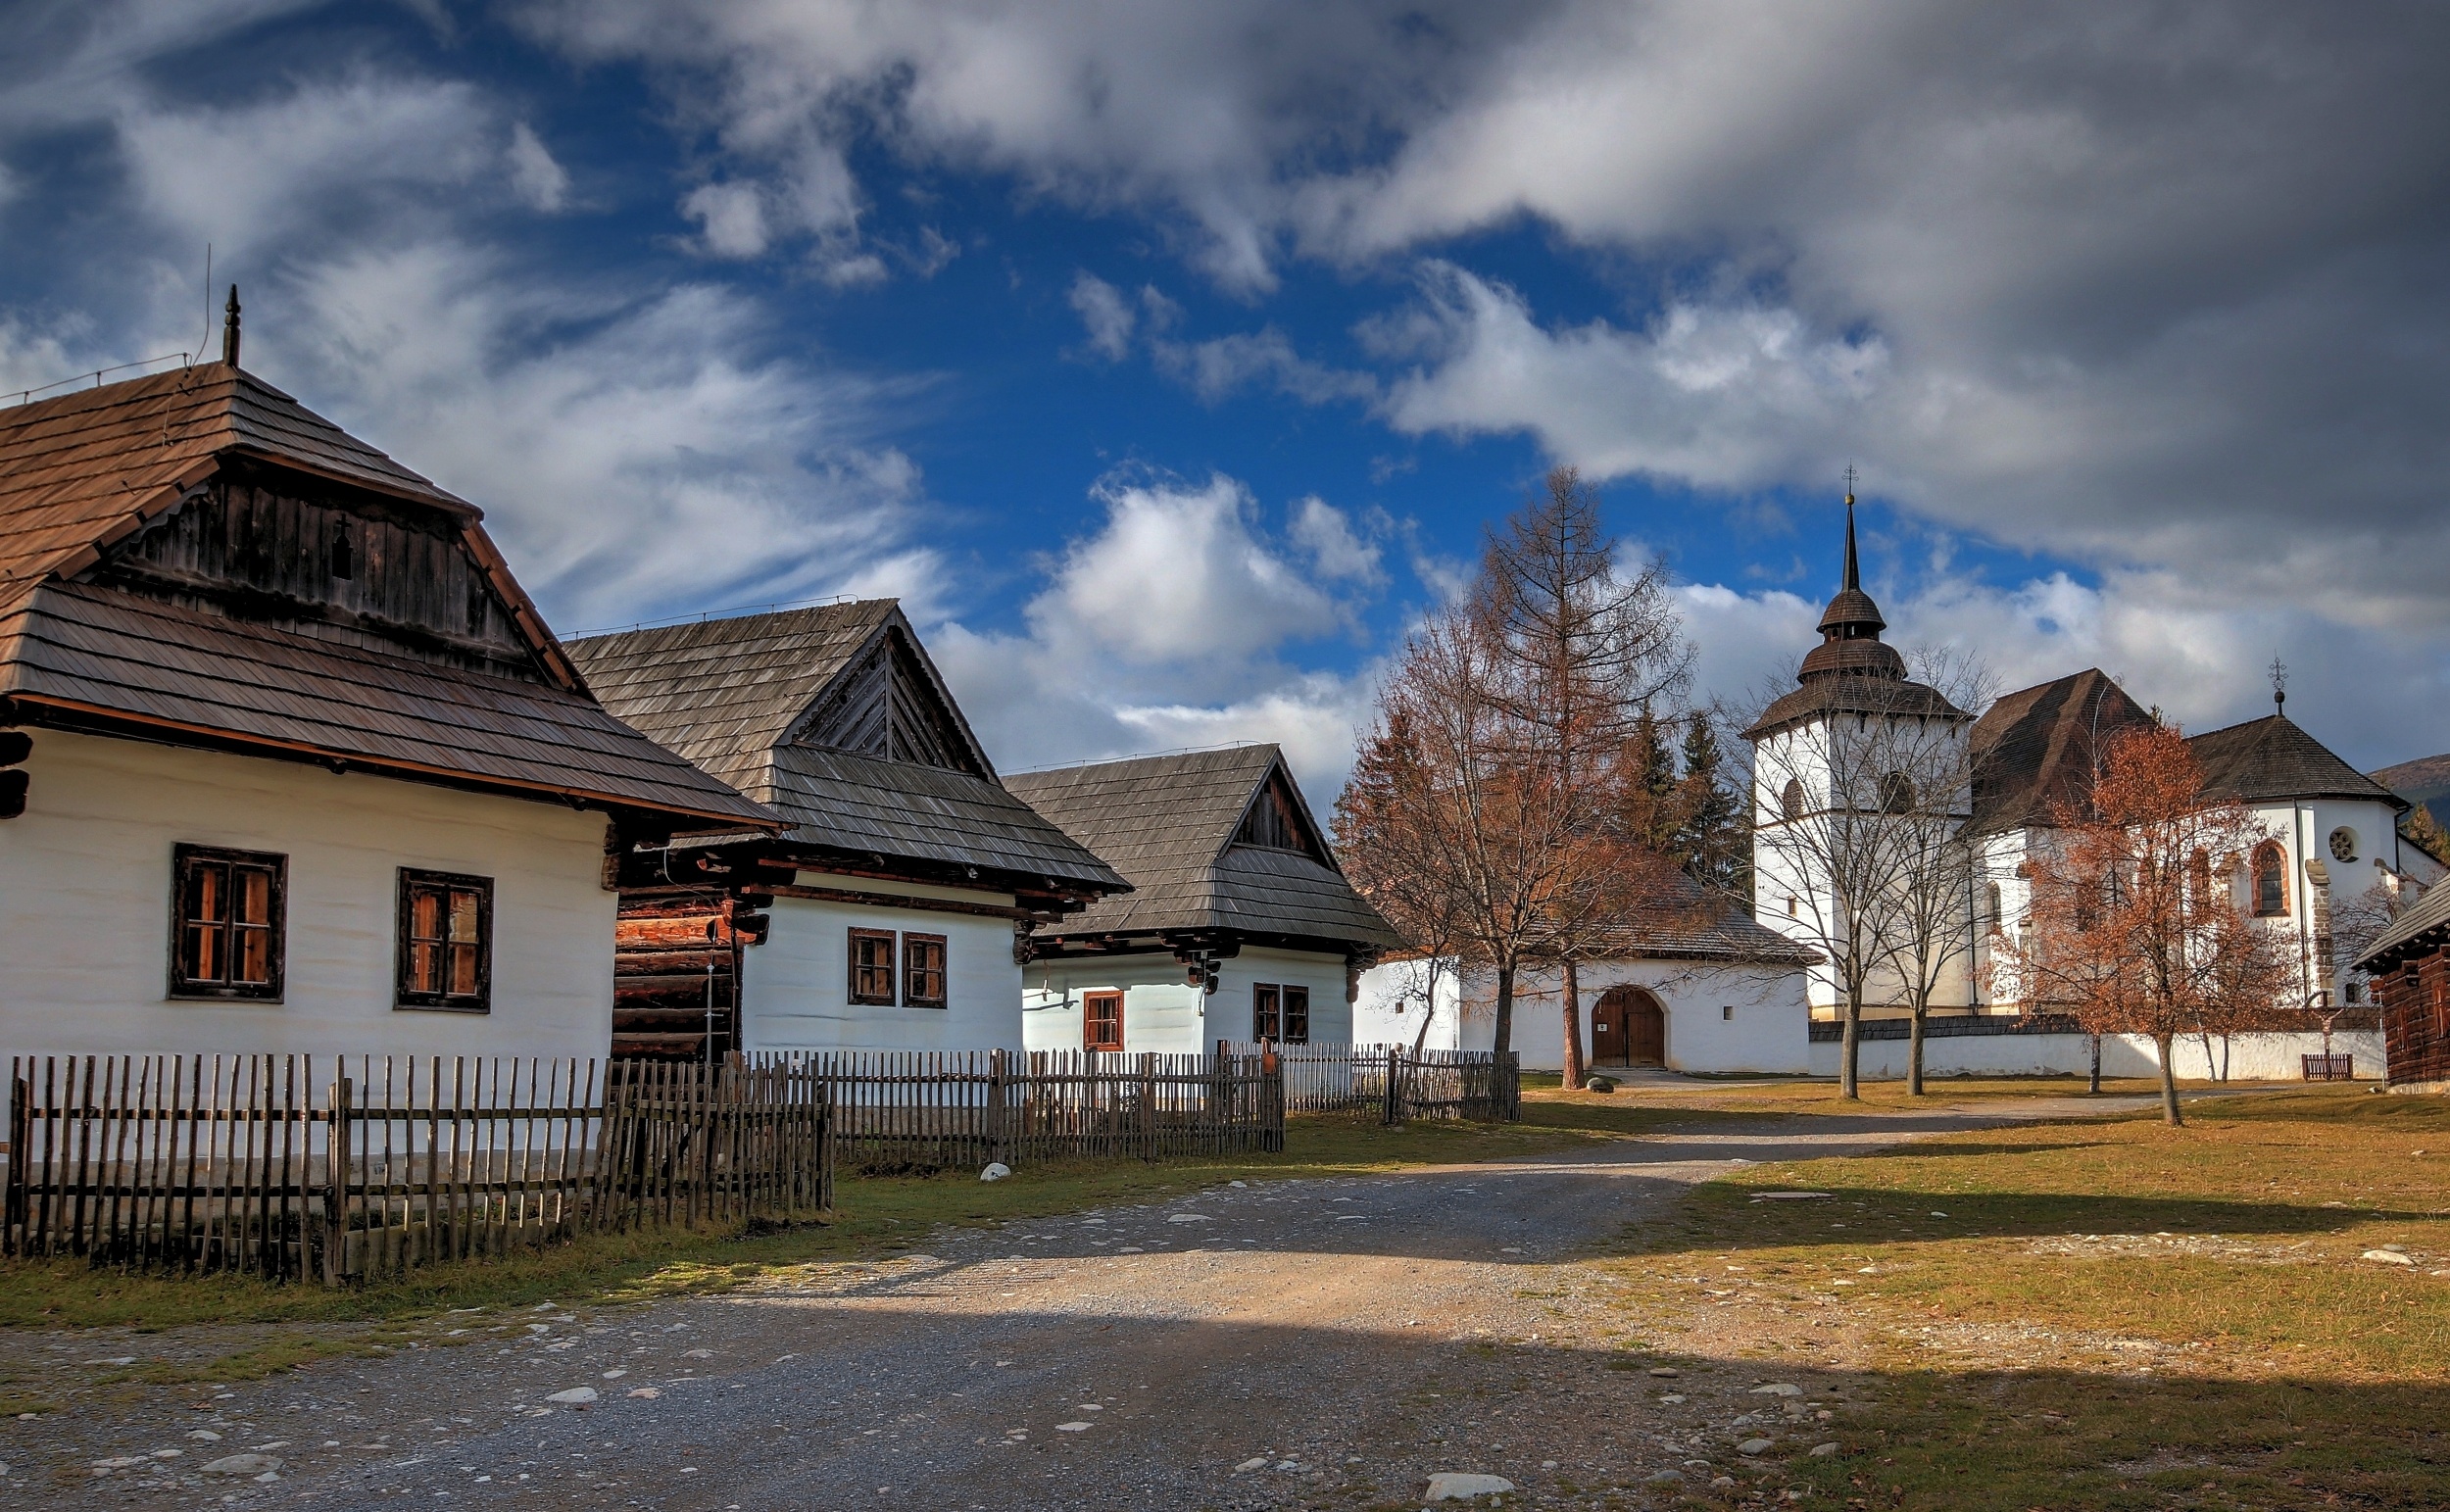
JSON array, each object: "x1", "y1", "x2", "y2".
[
  {"x1": 1984, "y1": 882, "x2": 2003, "y2": 934},
  {"x1": 1780, "y1": 779, "x2": 1803, "y2": 820},
  {"x1": 2250, "y1": 843, "x2": 2288, "y2": 917},
  {"x1": 1878, "y1": 770, "x2": 1914, "y2": 813}
]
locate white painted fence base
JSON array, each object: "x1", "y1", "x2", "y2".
[{"x1": 1806, "y1": 1029, "x2": 2383, "y2": 1082}]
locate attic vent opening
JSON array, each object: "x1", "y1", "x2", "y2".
[{"x1": 328, "y1": 520, "x2": 354, "y2": 581}]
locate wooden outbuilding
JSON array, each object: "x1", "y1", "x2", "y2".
[
  {"x1": 566, "y1": 604, "x2": 1127, "y2": 1057},
  {"x1": 2353, "y1": 882, "x2": 2450, "y2": 1092},
  {"x1": 0, "y1": 310, "x2": 776, "y2": 1062},
  {"x1": 1003, "y1": 745, "x2": 1400, "y2": 1053}
]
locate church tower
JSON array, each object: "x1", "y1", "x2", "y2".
[{"x1": 1743, "y1": 488, "x2": 1973, "y2": 1020}]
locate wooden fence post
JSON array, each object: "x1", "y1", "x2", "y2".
[{"x1": 322, "y1": 1076, "x2": 352, "y2": 1286}]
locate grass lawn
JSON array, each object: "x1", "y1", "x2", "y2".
[{"x1": 1603, "y1": 1085, "x2": 2450, "y2": 1509}]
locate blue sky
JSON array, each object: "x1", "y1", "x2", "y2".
[{"x1": 7, "y1": 2, "x2": 2450, "y2": 794}]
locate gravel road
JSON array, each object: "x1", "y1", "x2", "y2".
[{"x1": 3, "y1": 1097, "x2": 2158, "y2": 1510}]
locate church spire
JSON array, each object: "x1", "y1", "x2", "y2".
[
  {"x1": 1798, "y1": 474, "x2": 1902, "y2": 684},
  {"x1": 1841, "y1": 464, "x2": 1861, "y2": 594}
]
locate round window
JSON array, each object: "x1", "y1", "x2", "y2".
[{"x1": 2328, "y1": 826, "x2": 2358, "y2": 863}]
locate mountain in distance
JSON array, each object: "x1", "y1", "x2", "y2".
[{"x1": 2373, "y1": 752, "x2": 2450, "y2": 814}]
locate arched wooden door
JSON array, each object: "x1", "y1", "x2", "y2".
[{"x1": 1590, "y1": 987, "x2": 1666, "y2": 1068}]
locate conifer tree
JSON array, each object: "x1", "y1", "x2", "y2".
[{"x1": 1675, "y1": 711, "x2": 1748, "y2": 898}]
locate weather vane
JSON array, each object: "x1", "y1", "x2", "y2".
[
  {"x1": 1843, "y1": 461, "x2": 1857, "y2": 502},
  {"x1": 2268, "y1": 654, "x2": 2288, "y2": 712}
]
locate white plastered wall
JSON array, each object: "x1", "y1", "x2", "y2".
[
  {"x1": 0, "y1": 729, "x2": 614, "y2": 1063},
  {"x1": 740, "y1": 889, "x2": 1024, "y2": 1053},
  {"x1": 1355, "y1": 956, "x2": 1812, "y2": 1074},
  {"x1": 1023, "y1": 946, "x2": 1353, "y2": 1056}
]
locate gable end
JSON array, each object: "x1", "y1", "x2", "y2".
[{"x1": 789, "y1": 622, "x2": 988, "y2": 777}]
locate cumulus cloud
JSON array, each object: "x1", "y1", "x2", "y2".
[
  {"x1": 1068, "y1": 271, "x2": 1136, "y2": 361},
  {"x1": 927, "y1": 473, "x2": 1390, "y2": 793},
  {"x1": 506, "y1": 122, "x2": 570, "y2": 212}
]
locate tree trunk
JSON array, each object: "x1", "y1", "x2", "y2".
[
  {"x1": 1838, "y1": 983, "x2": 1862, "y2": 1100},
  {"x1": 1907, "y1": 996, "x2": 1927, "y2": 1097},
  {"x1": 2087, "y1": 1033, "x2": 2102, "y2": 1096},
  {"x1": 1560, "y1": 960, "x2": 1586, "y2": 1091},
  {"x1": 2153, "y1": 1032, "x2": 2184, "y2": 1126},
  {"x1": 1493, "y1": 961, "x2": 1516, "y2": 1060}
]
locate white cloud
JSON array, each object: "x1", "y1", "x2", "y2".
[
  {"x1": 1152, "y1": 327, "x2": 1377, "y2": 407},
  {"x1": 506, "y1": 122, "x2": 570, "y2": 213},
  {"x1": 679, "y1": 181, "x2": 770, "y2": 259},
  {"x1": 272, "y1": 240, "x2": 936, "y2": 628},
  {"x1": 926, "y1": 472, "x2": 1388, "y2": 795},
  {"x1": 1068, "y1": 271, "x2": 1135, "y2": 360}
]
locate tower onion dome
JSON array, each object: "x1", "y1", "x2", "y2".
[{"x1": 1797, "y1": 493, "x2": 1905, "y2": 682}]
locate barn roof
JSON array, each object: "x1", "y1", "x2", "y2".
[
  {"x1": 1003, "y1": 745, "x2": 1401, "y2": 951},
  {"x1": 2353, "y1": 882, "x2": 2450, "y2": 973},
  {"x1": 2186, "y1": 714, "x2": 2406, "y2": 809},
  {"x1": 0, "y1": 362, "x2": 774, "y2": 829},
  {"x1": 567, "y1": 605, "x2": 1123, "y2": 892}
]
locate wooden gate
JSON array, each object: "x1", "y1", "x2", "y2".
[{"x1": 1592, "y1": 987, "x2": 1666, "y2": 1067}]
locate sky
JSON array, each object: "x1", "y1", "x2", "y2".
[{"x1": 5, "y1": 1, "x2": 2449, "y2": 798}]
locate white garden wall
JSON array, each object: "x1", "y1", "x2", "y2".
[
  {"x1": 0, "y1": 729, "x2": 614, "y2": 1063},
  {"x1": 1356, "y1": 956, "x2": 1813, "y2": 1074},
  {"x1": 1807, "y1": 1028, "x2": 2383, "y2": 1081}
]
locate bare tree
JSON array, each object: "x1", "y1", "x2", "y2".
[
  {"x1": 1877, "y1": 649, "x2": 1997, "y2": 1095},
  {"x1": 1749, "y1": 678, "x2": 1969, "y2": 1098},
  {"x1": 1995, "y1": 725, "x2": 2294, "y2": 1126},
  {"x1": 1480, "y1": 467, "x2": 1691, "y2": 1086}
]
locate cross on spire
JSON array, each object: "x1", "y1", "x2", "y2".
[
  {"x1": 2268, "y1": 654, "x2": 2288, "y2": 713},
  {"x1": 1841, "y1": 475, "x2": 1861, "y2": 593}
]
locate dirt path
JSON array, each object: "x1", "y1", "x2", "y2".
[{"x1": 1, "y1": 1097, "x2": 2162, "y2": 1510}]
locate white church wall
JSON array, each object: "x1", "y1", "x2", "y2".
[
  {"x1": 1808, "y1": 1028, "x2": 2381, "y2": 1081},
  {"x1": 1356, "y1": 957, "x2": 1811, "y2": 1073}
]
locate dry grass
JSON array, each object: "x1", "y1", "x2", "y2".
[{"x1": 1607, "y1": 1085, "x2": 2450, "y2": 1508}]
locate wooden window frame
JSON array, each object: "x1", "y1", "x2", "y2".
[
  {"x1": 1282, "y1": 984, "x2": 1309, "y2": 1046},
  {"x1": 1084, "y1": 990, "x2": 1124, "y2": 1051},
  {"x1": 1252, "y1": 983, "x2": 1281, "y2": 1043},
  {"x1": 902, "y1": 932, "x2": 948, "y2": 1008},
  {"x1": 395, "y1": 869, "x2": 493, "y2": 1012},
  {"x1": 849, "y1": 928, "x2": 898, "y2": 1006},
  {"x1": 169, "y1": 844, "x2": 287, "y2": 1001},
  {"x1": 2250, "y1": 843, "x2": 2288, "y2": 917}
]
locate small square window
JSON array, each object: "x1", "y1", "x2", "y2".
[
  {"x1": 397, "y1": 869, "x2": 491, "y2": 1011},
  {"x1": 1085, "y1": 990, "x2": 1124, "y2": 1051},
  {"x1": 903, "y1": 932, "x2": 947, "y2": 1008},
  {"x1": 1252, "y1": 983, "x2": 1281, "y2": 1043},
  {"x1": 1283, "y1": 985, "x2": 1310, "y2": 1045},
  {"x1": 171, "y1": 845, "x2": 286, "y2": 1000},
  {"x1": 1722, "y1": 1004, "x2": 1735, "y2": 1022},
  {"x1": 849, "y1": 928, "x2": 897, "y2": 1005}
]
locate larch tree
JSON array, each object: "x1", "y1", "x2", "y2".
[
  {"x1": 1479, "y1": 468, "x2": 1690, "y2": 1088},
  {"x1": 1995, "y1": 724, "x2": 2293, "y2": 1126}
]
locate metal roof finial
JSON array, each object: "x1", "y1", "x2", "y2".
[
  {"x1": 220, "y1": 285, "x2": 241, "y2": 368},
  {"x1": 2269, "y1": 653, "x2": 2288, "y2": 713}
]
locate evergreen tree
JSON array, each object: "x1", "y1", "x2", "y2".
[
  {"x1": 1675, "y1": 711, "x2": 1749, "y2": 898},
  {"x1": 1623, "y1": 703, "x2": 1682, "y2": 851}
]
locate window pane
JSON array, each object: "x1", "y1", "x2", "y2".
[
  {"x1": 1285, "y1": 986, "x2": 1309, "y2": 1045},
  {"x1": 235, "y1": 922, "x2": 272, "y2": 985},
  {"x1": 1253, "y1": 984, "x2": 1279, "y2": 1042},
  {"x1": 410, "y1": 940, "x2": 439, "y2": 994},
  {"x1": 448, "y1": 888, "x2": 481, "y2": 944},
  {"x1": 412, "y1": 888, "x2": 444, "y2": 943},
  {"x1": 184, "y1": 919, "x2": 221, "y2": 983},
  {"x1": 236, "y1": 867, "x2": 272, "y2": 926},
  {"x1": 449, "y1": 942, "x2": 479, "y2": 997}
]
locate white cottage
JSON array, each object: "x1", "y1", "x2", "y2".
[
  {"x1": 1355, "y1": 878, "x2": 1821, "y2": 1074},
  {"x1": 565, "y1": 605, "x2": 1127, "y2": 1057},
  {"x1": 0, "y1": 311, "x2": 775, "y2": 1064},
  {"x1": 1004, "y1": 746, "x2": 1401, "y2": 1055}
]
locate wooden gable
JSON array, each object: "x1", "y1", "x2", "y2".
[
  {"x1": 787, "y1": 621, "x2": 990, "y2": 777},
  {"x1": 1232, "y1": 762, "x2": 1332, "y2": 864},
  {"x1": 85, "y1": 459, "x2": 545, "y2": 682}
]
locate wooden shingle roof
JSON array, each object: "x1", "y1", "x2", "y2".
[
  {"x1": 2187, "y1": 714, "x2": 2406, "y2": 810},
  {"x1": 2354, "y1": 881, "x2": 2450, "y2": 972},
  {"x1": 566, "y1": 606, "x2": 1123, "y2": 891},
  {"x1": 1965, "y1": 669, "x2": 2158, "y2": 836},
  {"x1": 1004, "y1": 746, "x2": 1401, "y2": 951},
  {"x1": 0, "y1": 363, "x2": 776, "y2": 830}
]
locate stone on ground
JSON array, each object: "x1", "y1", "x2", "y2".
[
  {"x1": 1737, "y1": 1439, "x2": 1776, "y2": 1455},
  {"x1": 545, "y1": 1388, "x2": 599, "y2": 1404},
  {"x1": 2362, "y1": 1248, "x2": 2416, "y2": 1265},
  {"x1": 201, "y1": 1453, "x2": 282, "y2": 1475},
  {"x1": 1426, "y1": 1472, "x2": 1517, "y2": 1500},
  {"x1": 1750, "y1": 1383, "x2": 1803, "y2": 1396},
  {"x1": 1809, "y1": 1441, "x2": 1840, "y2": 1456},
  {"x1": 979, "y1": 1162, "x2": 1011, "y2": 1182}
]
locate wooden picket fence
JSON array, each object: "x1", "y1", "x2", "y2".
[
  {"x1": 804, "y1": 1049, "x2": 1285, "y2": 1173},
  {"x1": 3, "y1": 1054, "x2": 831, "y2": 1283},
  {"x1": 1219, "y1": 1043, "x2": 1522, "y2": 1124}
]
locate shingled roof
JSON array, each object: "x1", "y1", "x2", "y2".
[
  {"x1": 1966, "y1": 669, "x2": 2158, "y2": 836},
  {"x1": 1586, "y1": 870, "x2": 1823, "y2": 965},
  {"x1": 2352, "y1": 882, "x2": 2450, "y2": 973},
  {"x1": 0, "y1": 362, "x2": 774, "y2": 830},
  {"x1": 566, "y1": 606, "x2": 1124, "y2": 892},
  {"x1": 2186, "y1": 714, "x2": 2407, "y2": 810},
  {"x1": 1003, "y1": 746, "x2": 1400, "y2": 951}
]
